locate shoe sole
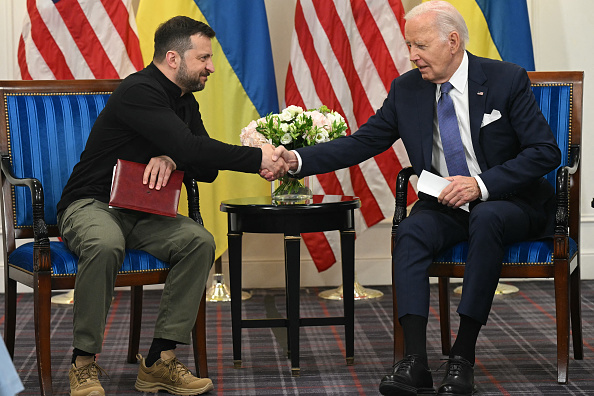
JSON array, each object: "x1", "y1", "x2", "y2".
[
  {"x1": 436, "y1": 384, "x2": 477, "y2": 396},
  {"x1": 379, "y1": 381, "x2": 435, "y2": 395},
  {"x1": 135, "y1": 379, "x2": 214, "y2": 395}
]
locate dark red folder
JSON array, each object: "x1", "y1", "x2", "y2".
[{"x1": 109, "y1": 159, "x2": 184, "y2": 217}]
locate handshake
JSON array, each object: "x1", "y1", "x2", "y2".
[{"x1": 259, "y1": 144, "x2": 298, "y2": 181}]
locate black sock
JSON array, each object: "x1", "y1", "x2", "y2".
[
  {"x1": 146, "y1": 338, "x2": 177, "y2": 367},
  {"x1": 450, "y1": 314, "x2": 482, "y2": 365},
  {"x1": 71, "y1": 348, "x2": 95, "y2": 365},
  {"x1": 400, "y1": 314, "x2": 428, "y2": 367}
]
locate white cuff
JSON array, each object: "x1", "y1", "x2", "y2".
[
  {"x1": 288, "y1": 150, "x2": 302, "y2": 175},
  {"x1": 474, "y1": 175, "x2": 489, "y2": 201}
]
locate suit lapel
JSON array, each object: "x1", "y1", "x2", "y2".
[{"x1": 467, "y1": 53, "x2": 489, "y2": 172}]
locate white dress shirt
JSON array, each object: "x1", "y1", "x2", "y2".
[{"x1": 433, "y1": 52, "x2": 489, "y2": 200}]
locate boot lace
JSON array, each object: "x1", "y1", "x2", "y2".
[
  {"x1": 445, "y1": 360, "x2": 463, "y2": 376},
  {"x1": 74, "y1": 361, "x2": 108, "y2": 384},
  {"x1": 437, "y1": 357, "x2": 470, "y2": 376},
  {"x1": 164, "y1": 357, "x2": 193, "y2": 383}
]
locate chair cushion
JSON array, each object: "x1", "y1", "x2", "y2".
[
  {"x1": 434, "y1": 238, "x2": 578, "y2": 265},
  {"x1": 8, "y1": 241, "x2": 169, "y2": 276}
]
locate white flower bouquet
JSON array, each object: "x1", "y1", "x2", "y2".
[
  {"x1": 240, "y1": 105, "x2": 347, "y2": 149},
  {"x1": 240, "y1": 105, "x2": 347, "y2": 200}
]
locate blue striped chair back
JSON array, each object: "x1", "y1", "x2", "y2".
[
  {"x1": 1, "y1": 81, "x2": 170, "y2": 276},
  {"x1": 5, "y1": 92, "x2": 109, "y2": 228},
  {"x1": 533, "y1": 83, "x2": 572, "y2": 188}
]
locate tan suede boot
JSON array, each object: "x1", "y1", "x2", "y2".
[
  {"x1": 135, "y1": 350, "x2": 213, "y2": 395},
  {"x1": 69, "y1": 355, "x2": 106, "y2": 396}
]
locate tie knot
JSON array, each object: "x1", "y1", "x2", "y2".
[{"x1": 441, "y1": 82, "x2": 453, "y2": 95}]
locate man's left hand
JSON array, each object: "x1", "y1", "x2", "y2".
[
  {"x1": 143, "y1": 155, "x2": 177, "y2": 190},
  {"x1": 438, "y1": 176, "x2": 480, "y2": 208}
]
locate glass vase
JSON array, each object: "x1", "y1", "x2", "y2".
[{"x1": 271, "y1": 175, "x2": 313, "y2": 202}]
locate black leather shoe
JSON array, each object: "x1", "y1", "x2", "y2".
[
  {"x1": 436, "y1": 356, "x2": 475, "y2": 395},
  {"x1": 379, "y1": 354, "x2": 434, "y2": 395}
]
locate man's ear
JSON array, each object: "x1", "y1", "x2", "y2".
[
  {"x1": 449, "y1": 31, "x2": 461, "y2": 54},
  {"x1": 165, "y1": 50, "x2": 180, "y2": 69}
]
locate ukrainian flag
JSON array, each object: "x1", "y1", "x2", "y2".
[
  {"x1": 136, "y1": 1, "x2": 279, "y2": 259},
  {"x1": 433, "y1": 0, "x2": 535, "y2": 70}
]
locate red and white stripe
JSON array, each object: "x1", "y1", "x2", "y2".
[
  {"x1": 285, "y1": 0, "x2": 417, "y2": 272},
  {"x1": 18, "y1": 0, "x2": 143, "y2": 80}
]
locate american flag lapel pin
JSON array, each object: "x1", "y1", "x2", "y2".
[{"x1": 477, "y1": 91, "x2": 484, "y2": 96}]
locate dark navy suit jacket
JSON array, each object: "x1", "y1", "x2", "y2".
[{"x1": 296, "y1": 52, "x2": 561, "y2": 237}]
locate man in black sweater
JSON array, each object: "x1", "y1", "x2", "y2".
[{"x1": 59, "y1": 16, "x2": 286, "y2": 396}]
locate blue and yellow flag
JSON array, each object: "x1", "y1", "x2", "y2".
[
  {"x1": 436, "y1": 0, "x2": 535, "y2": 70},
  {"x1": 136, "y1": 1, "x2": 279, "y2": 259}
]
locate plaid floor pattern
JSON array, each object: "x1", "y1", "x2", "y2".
[{"x1": 1, "y1": 280, "x2": 593, "y2": 395}]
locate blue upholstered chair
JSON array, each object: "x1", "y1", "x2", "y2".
[
  {"x1": 391, "y1": 71, "x2": 584, "y2": 384},
  {"x1": 0, "y1": 80, "x2": 208, "y2": 395}
]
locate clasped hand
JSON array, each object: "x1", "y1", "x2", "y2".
[
  {"x1": 259, "y1": 145, "x2": 299, "y2": 181},
  {"x1": 143, "y1": 155, "x2": 177, "y2": 190},
  {"x1": 438, "y1": 176, "x2": 480, "y2": 208}
]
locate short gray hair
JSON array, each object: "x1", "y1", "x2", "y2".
[{"x1": 405, "y1": 0, "x2": 469, "y2": 50}]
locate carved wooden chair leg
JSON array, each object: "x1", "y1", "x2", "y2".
[
  {"x1": 36, "y1": 277, "x2": 54, "y2": 396},
  {"x1": 438, "y1": 277, "x2": 452, "y2": 356},
  {"x1": 570, "y1": 265, "x2": 583, "y2": 360},
  {"x1": 4, "y1": 277, "x2": 17, "y2": 357},
  {"x1": 392, "y1": 283, "x2": 405, "y2": 361},
  {"x1": 193, "y1": 290, "x2": 208, "y2": 378},
  {"x1": 554, "y1": 265, "x2": 570, "y2": 384},
  {"x1": 127, "y1": 285, "x2": 143, "y2": 363}
]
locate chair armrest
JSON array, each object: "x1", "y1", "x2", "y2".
[
  {"x1": 392, "y1": 167, "x2": 415, "y2": 251},
  {"x1": 184, "y1": 178, "x2": 204, "y2": 226},
  {"x1": 566, "y1": 145, "x2": 579, "y2": 175},
  {"x1": 1, "y1": 155, "x2": 50, "y2": 245},
  {"x1": 554, "y1": 146, "x2": 578, "y2": 236},
  {"x1": 393, "y1": 167, "x2": 415, "y2": 227},
  {"x1": 555, "y1": 166, "x2": 569, "y2": 236}
]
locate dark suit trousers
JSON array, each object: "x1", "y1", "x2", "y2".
[{"x1": 393, "y1": 198, "x2": 531, "y2": 325}]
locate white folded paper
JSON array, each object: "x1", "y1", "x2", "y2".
[{"x1": 417, "y1": 170, "x2": 469, "y2": 212}]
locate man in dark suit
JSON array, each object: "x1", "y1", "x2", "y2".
[{"x1": 266, "y1": 1, "x2": 561, "y2": 395}]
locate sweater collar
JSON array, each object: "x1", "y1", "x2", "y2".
[{"x1": 146, "y1": 62, "x2": 184, "y2": 99}]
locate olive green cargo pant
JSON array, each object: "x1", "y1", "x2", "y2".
[{"x1": 58, "y1": 198, "x2": 214, "y2": 354}]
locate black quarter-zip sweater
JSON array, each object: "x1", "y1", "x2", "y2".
[{"x1": 58, "y1": 63, "x2": 261, "y2": 214}]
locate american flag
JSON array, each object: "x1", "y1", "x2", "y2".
[
  {"x1": 18, "y1": 0, "x2": 143, "y2": 80},
  {"x1": 285, "y1": 0, "x2": 417, "y2": 272}
]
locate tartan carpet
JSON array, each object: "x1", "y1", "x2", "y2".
[{"x1": 1, "y1": 280, "x2": 593, "y2": 395}]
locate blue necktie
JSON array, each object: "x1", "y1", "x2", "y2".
[{"x1": 438, "y1": 82, "x2": 470, "y2": 177}]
